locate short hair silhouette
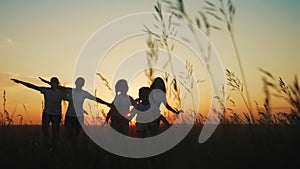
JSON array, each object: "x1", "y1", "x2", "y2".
[
  {"x1": 50, "y1": 77, "x2": 59, "y2": 86},
  {"x1": 75, "y1": 77, "x2": 85, "y2": 88},
  {"x1": 115, "y1": 79, "x2": 129, "y2": 94}
]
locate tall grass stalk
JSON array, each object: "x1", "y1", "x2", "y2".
[
  {"x1": 226, "y1": 69, "x2": 253, "y2": 124},
  {"x1": 259, "y1": 69, "x2": 300, "y2": 124},
  {"x1": 23, "y1": 104, "x2": 31, "y2": 125},
  {"x1": 94, "y1": 89, "x2": 106, "y2": 123},
  {"x1": 3, "y1": 90, "x2": 6, "y2": 125},
  {"x1": 17, "y1": 114, "x2": 24, "y2": 125},
  {"x1": 203, "y1": 0, "x2": 254, "y2": 123},
  {"x1": 145, "y1": 35, "x2": 158, "y2": 84},
  {"x1": 162, "y1": 0, "x2": 219, "y2": 69},
  {"x1": 162, "y1": 0, "x2": 228, "y2": 124},
  {"x1": 179, "y1": 61, "x2": 203, "y2": 111},
  {"x1": 0, "y1": 111, "x2": 3, "y2": 126},
  {"x1": 162, "y1": 0, "x2": 255, "y2": 123},
  {"x1": 144, "y1": 1, "x2": 182, "y2": 108}
]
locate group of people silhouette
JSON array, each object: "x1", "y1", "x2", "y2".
[{"x1": 11, "y1": 76, "x2": 182, "y2": 149}]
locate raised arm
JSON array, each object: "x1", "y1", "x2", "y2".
[
  {"x1": 39, "y1": 77, "x2": 51, "y2": 86},
  {"x1": 11, "y1": 79, "x2": 40, "y2": 91},
  {"x1": 39, "y1": 77, "x2": 67, "y2": 90}
]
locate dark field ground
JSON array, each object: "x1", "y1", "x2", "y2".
[{"x1": 0, "y1": 125, "x2": 299, "y2": 169}]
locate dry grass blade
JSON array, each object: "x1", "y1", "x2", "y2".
[
  {"x1": 206, "y1": 11, "x2": 222, "y2": 21},
  {"x1": 259, "y1": 68, "x2": 274, "y2": 79},
  {"x1": 17, "y1": 114, "x2": 23, "y2": 125},
  {"x1": 176, "y1": 0, "x2": 185, "y2": 14},
  {"x1": 226, "y1": 69, "x2": 253, "y2": 123},
  {"x1": 0, "y1": 112, "x2": 4, "y2": 126},
  {"x1": 155, "y1": 1, "x2": 163, "y2": 20},
  {"x1": 294, "y1": 76, "x2": 299, "y2": 92},
  {"x1": 198, "y1": 11, "x2": 210, "y2": 35},
  {"x1": 260, "y1": 69, "x2": 300, "y2": 124},
  {"x1": 205, "y1": 1, "x2": 215, "y2": 7},
  {"x1": 243, "y1": 112, "x2": 251, "y2": 124},
  {"x1": 178, "y1": 61, "x2": 200, "y2": 110},
  {"x1": 196, "y1": 18, "x2": 201, "y2": 29},
  {"x1": 145, "y1": 35, "x2": 158, "y2": 84},
  {"x1": 161, "y1": 0, "x2": 172, "y2": 5},
  {"x1": 96, "y1": 73, "x2": 112, "y2": 91},
  {"x1": 148, "y1": 2, "x2": 182, "y2": 107},
  {"x1": 210, "y1": 25, "x2": 221, "y2": 31},
  {"x1": 203, "y1": 6, "x2": 216, "y2": 11}
]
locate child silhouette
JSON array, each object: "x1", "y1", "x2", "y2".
[
  {"x1": 105, "y1": 79, "x2": 136, "y2": 135},
  {"x1": 149, "y1": 77, "x2": 182, "y2": 135}
]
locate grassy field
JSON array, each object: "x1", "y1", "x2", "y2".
[{"x1": 0, "y1": 124, "x2": 299, "y2": 169}]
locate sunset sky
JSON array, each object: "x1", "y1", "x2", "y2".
[{"x1": 0, "y1": 0, "x2": 300, "y2": 124}]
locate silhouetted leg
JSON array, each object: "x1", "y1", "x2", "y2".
[
  {"x1": 51, "y1": 114, "x2": 61, "y2": 150},
  {"x1": 64, "y1": 115, "x2": 73, "y2": 150},
  {"x1": 41, "y1": 112, "x2": 50, "y2": 148},
  {"x1": 64, "y1": 116, "x2": 73, "y2": 137},
  {"x1": 72, "y1": 116, "x2": 81, "y2": 149},
  {"x1": 75, "y1": 116, "x2": 83, "y2": 137},
  {"x1": 41, "y1": 112, "x2": 50, "y2": 137}
]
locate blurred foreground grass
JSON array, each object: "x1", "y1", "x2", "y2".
[{"x1": 0, "y1": 124, "x2": 299, "y2": 169}]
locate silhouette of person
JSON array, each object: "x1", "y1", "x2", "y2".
[
  {"x1": 105, "y1": 79, "x2": 136, "y2": 135},
  {"x1": 11, "y1": 77, "x2": 67, "y2": 148},
  {"x1": 129, "y1": 87, "x2": 152, "y2": 138},
  {"x1": 149, "y1": 77, "x2": 182, "y2": 135},
  {"x1": 39, "y1": 77, "x2": 111, "y2": 139},
  {"x1": 128, "y1": 86, "x2": 171, "y2": 138}
]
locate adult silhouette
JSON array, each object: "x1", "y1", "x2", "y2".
[{"x1": 11, "y1": 77, "x2": 67, "y2": 148}]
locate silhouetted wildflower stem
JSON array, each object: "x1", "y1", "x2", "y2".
[
  {"x1": 160, "y1": 0, "x2": 257, "y2": 123},
  {"x1": 229, "y1": 31, "x2": 254, "y2": 123},
  {"x1": 204, "y1": 0, "x2": 255, "y2": 123},
  {"x1": 145, "y1": 1, "x2": 182, "y2": 107}
]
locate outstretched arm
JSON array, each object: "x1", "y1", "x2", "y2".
[
  {"x1": 39, "y1": 77, "x2": 69, "y2": 100},
  {"x1": 159, "y1": 115, "x2": 171, "y2": 127},
  {"x1": 96, "y1": 97, "x2": 112, "y2": 107},
  {"x1": 129, "y1": 96, "x2": 137, "y2": 106},
  {"x1": 166, "y1": 103, "x2": 181, "y2": 114},
  {"x1": 85, "y1": 92, "x2": 111, "y2": 107},
  {"x1": 11, "y1": 79, "x2": 40, "y2": 91},
  {"x1": 39, "y1": 77, "x2": 67, "y2": 90},
  {"x1": 105, "y1": 111, "x2": 111, "y2": 123}
]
